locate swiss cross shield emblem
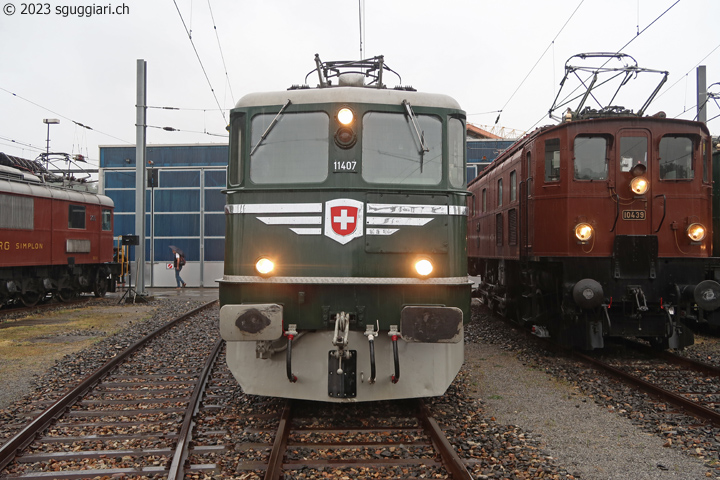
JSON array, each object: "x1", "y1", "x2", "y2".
[{"x1": 324, "y1": 199, "x2": 364, "y2": 245}]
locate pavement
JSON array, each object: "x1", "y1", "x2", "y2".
[{"x1": 106, "y1": 286, "x2": 219, "y2": 304}]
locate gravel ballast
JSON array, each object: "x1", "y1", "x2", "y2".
[
  {"x1": 465, "y1": 299, "x2": 719, "y2": 480},
  {"x1": 2, "y1": 294, "x2": 719, "y2": 479}
]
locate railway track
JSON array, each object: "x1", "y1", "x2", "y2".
[
  {"x1": 0, "y1": 300, "x2": 219, "y2": 479},
  {"x1": 573, "y1": 340, "x2": 720, "y2": 427},
  {"x1": 1, "y1": 299, "x2": 477, "y2": 479},
  {"x1": 194, "y1": 396, "x2": 473, "y2": 479}
]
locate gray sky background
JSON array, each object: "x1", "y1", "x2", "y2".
[{"x1": 1, "y1": 0, "x2": 718, "y2": 171}]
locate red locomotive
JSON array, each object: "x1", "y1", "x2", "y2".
[
  {"x1": 468, "y1": 54, "x2": 720, "y2": 349},
  {"x1": 0, "y1": 153, "x2": 119, "y2": 306}
]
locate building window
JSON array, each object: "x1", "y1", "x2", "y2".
[
  {"x1": 544, "y1": 138, "x2": 560, "y2": 182},
  {"x1": 68, "y1": 205, "x2": 86, "y2": 229},
  {"x1": 510, "y1": 170, "x2": 517, "y2": 202}
]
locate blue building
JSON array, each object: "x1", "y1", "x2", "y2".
[
  {"x1": 99, "y1": 144, "x2": 226, "y2": 288},
  {"x1": 465, "y1": 124, "x2": 515, "y2": 182}
]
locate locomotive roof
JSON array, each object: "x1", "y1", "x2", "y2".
[
  {"x1": 469, "y1": 115, "x2": 711, "y2": 187},
  {"x1": 234, "y1": 87, "x2": 462, "y2": 111},
  {"x1": 0, "y1": 165, "x2": 114, "y2": 207}
]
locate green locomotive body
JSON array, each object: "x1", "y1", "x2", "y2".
[{"x1": 219, "y1": 57, "x2": 471, "y2": 402}]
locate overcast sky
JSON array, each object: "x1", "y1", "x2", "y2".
[{"x1": 1, "y1": 0, "x2": 718, "y2": 170}]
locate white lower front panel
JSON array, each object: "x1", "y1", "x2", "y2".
[{"x1": 225, "y1": 328, "x2": 464, "y2": 402}]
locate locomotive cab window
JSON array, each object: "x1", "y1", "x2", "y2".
[
  {"x1": 544, "y1": 138, "x2": 560, "y2": 182},
  {"x1": 250, "y1": 111, "x2": 329, "y2": 184},
  {"x1": 619, "y1": 136, "x2": 647, "y2": 172},
  {"x1": 573, "y1": 136, "x2": 608, "y2": 180},
  {"x1": 362, "y1": 111, "x2": 442, "y2": 185},
  {"x1": 659, "y1": 136, "x2": 694, "y2": 180},
  {"x1": 68, "y1": 205, "x2": 86, "y2": 229}
]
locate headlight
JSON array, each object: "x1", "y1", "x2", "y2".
[
  {"x1": 337, "y1": 108, "x2": 354, "y2": 125},
  {"x1": 687, "y1": 223, "x2": 706, "y2": 242},
  {"x1": 630, "y1": 176, "x2": 649, "y2": 195},
  {"x1": 414, "y1": 258, "x2": 433, "y2": 277},
  {"x1": 255, "y1": 257, "x2": 275, "y2": 275},
  {"x1": 574, "y1": 223, "x2": 594, "y2": 242}
]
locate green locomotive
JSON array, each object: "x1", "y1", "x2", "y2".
[{"x1": 219, "y1": 56, "x2": 471, "y2": 402}]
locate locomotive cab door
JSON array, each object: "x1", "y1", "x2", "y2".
[{"x1": 614, "y1": 129, "x2": 652, "y2": 236}]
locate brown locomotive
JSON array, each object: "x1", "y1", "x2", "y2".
[
  {"x1": 0, "y1": 153, "x2": 119, "y2": 306},
  {"x1": 467, "y1": 54, "x2": 720, "y2": 349}
]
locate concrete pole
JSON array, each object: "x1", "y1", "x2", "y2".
[
  {"x1": 697, "y1": 65, "x2": 707, "y2": 124},
  {"x1": 135, "y1": 59, "x2": 147, "y2": 294}
]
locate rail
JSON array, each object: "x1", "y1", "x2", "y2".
[{"x1": 0, "y1": 300, "x2": 218, "y2": 471}]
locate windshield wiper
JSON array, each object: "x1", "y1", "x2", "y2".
[
  {"x1": 250, "y1": 99, "x2": 292, "y2": 156},
  {"x1": 402, "y1": 100, "x2": 429, "y2": 172}
]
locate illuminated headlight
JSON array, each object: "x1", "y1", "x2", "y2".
[
  {"x1": 255, "y1": 257, "x2": 275, "y2": 275},
  {"x1": 337, "y1": 108, "x2": 354, "y2": 125},
  {"x1": 630, "y1": 176, "x2": 649, "y2": 195},
  {"x1": 687, "y1": 223, "x2": 706, "y2": 242},
  {"x1": 414, "y1": 258, "x2": 433, "y2": 277},
  {"x1": 574, "y1": 223, "x2": 594, "y2": 242}
]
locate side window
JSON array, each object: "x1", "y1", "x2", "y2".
[
  {"x1": 574, "y1": 136, "x2": 608, "y2": 180},
  {"x1": 544, "y1": 138, "x2": 560, "y2": 182},
  {"x1": 68, "y1": 205, "x2": 86, "y2": 229},
  {"x1": 526, "y1": 152, "x2": 532, "y2": 197},
  {"x1": 703, "y1": 141, "x2": 709, "y2": 184},
  {"x1": 659, "y1": 136, "x2": 694, "y2": 180},
  {"x1": 101, "y1": 209, "x2": 112, "y2": 231},
  {"x1": 482, "y1": 188, "x2": 487, "y2": 213},
  {"x1": 448, "y1": 117, "x2": 466, "y2": 188},
  {"x1": 228, "y1": 114, "x2": 243, "y2": 186},
  {"x1": 497, "y1": 178, "x2": 503, "y2": 207},
  {"x1": 510, "y1": 170, "x2": 517, "y2": 202}
]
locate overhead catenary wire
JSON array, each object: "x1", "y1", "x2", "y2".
[
  {"x1": 524, "y1": 0, "x2": 687, "y2": 133},
  {"x1": 207, "y1": 0, "x2": 235, "y2": 106},
  {"x1": 145, "y1": 124, "x2": 228, "y2": 138},
  {"x1": 0, "y1": 136, "x2": 46, "y2": 153},
  {"x1": 488, "y1": 0, "x2": 585, "y2": 125},
  {"x1": 0, "y1": 86, "x2": 132, "y2": 145},
  {"x1": 171, "y1": 0, "x2": 228, "y2": 124}
]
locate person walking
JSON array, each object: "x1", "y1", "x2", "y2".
[{"x1": 174, "y1": 251, "x2": 186, "y2": 288}]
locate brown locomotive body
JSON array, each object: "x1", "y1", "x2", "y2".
[
  {"x1": 0, "y1": 159, "x2": 119, "y2": 306},
  {"x1": 468, "y1": 114, "x2": 720, "y2": 349}
]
